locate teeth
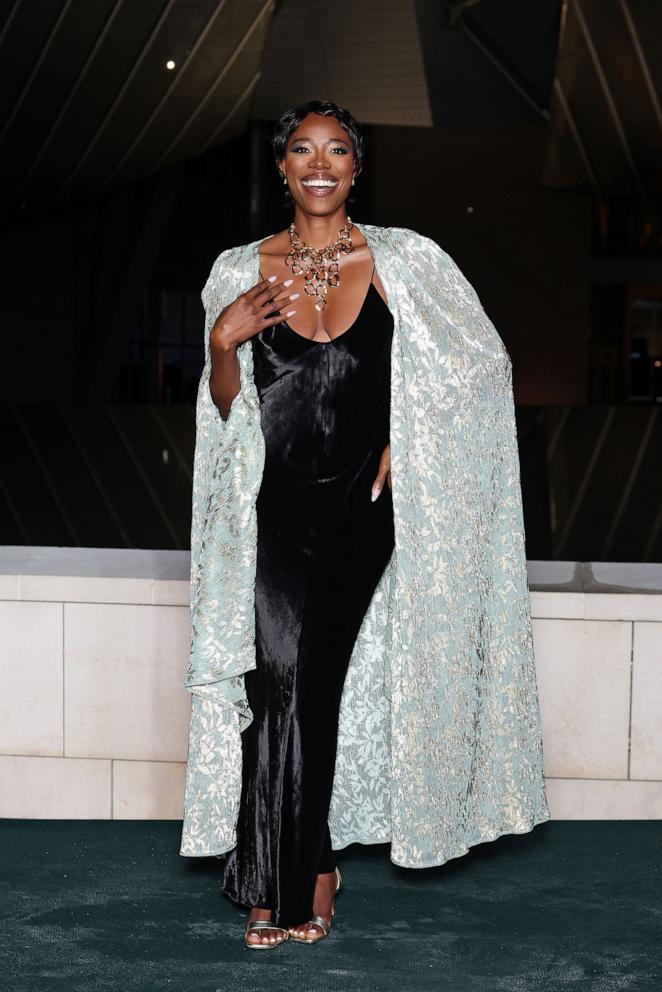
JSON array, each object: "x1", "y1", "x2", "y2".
[{"x1": 302, "y1": 180, "x2": 336, "y2": 187}]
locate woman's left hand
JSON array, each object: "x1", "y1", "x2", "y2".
[{"x1": 371, "y1": 444, "x2": 392, "y2": 502}]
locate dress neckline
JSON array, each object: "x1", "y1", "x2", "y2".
[{"x1": 259, "y1": 267, "x2": 379, "y2": 346}]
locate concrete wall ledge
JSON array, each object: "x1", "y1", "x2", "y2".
[
  {"x1": 1, "y1": 548, "x2": 661, "y2": 821},
  {"x1": 1, "y1": 548, "x2": 661, "y2": 613},
  {"x1": 0, "y1": 546, "x2": 191, "y2": 605}
]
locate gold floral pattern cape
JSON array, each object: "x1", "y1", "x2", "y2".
[{"x1": 179, "y1": 222, "x2": 550, "y2": 866}]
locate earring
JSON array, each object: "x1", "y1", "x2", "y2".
[
  {"x1": 282, "y1": 174, "x2": 287, "y2": 185},
  {"x1": 351, "y1": 177, "x2": 355, "y2": 186}
]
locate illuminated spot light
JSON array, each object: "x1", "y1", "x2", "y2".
[{"x1": 166, "y1": 60, "x2": 176, "y2": 70}]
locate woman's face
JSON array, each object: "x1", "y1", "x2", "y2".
[{"x1": 280, "y1": 112, "x2": 355, "y2": 215}]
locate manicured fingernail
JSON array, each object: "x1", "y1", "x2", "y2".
[
  {"x1": 284, "y1": 278, "x2": 294, "y2": 286},
  {"x1": 289, "y1": 293, "x2": 299, "y2": 300},
  {"x1": 268, "y1": 274, "x2": 278, "y2": 282},
  {"x1": 286, "y1": 309, "x2": 296, "y2": 316},
  {"x1": 371, "y1": 486, "x2": 380, "y2": 502}
]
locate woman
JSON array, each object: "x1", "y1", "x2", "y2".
[{"x1": 180, "y1": 101, "x2": 550, "y2": 949}]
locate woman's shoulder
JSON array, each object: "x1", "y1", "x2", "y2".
[
  {"x1": 201, "y1": 238, "x2": 259, "y2": 307},
  {"x1": 362, "y1": 223, "x2": 463, "y2": 277},
  {"x1": 202, "y1": 237, "x2": 263, "y2": 290},
  {"x1": 360, "y1": 221, "x2": 446, "y2": 257},
  {"x1": 367, "y1": 224, "x2": 485, "y2": 309},
  {"x1": 209, "y1": 237, "x2": 260, "y2": 266}
]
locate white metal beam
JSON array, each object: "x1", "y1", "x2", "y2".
[
  {"x1": 98, "y1": 0, "x2": 233, "y2": 192},
  {"x1": 1, "y1": 0, "x2": 127, "y2": 222},
  {"x1": 0, "y1": 0, "x2": 75, "y2": 144},
  {"x1": 574, "y1": 0, "x2": 648, "y2": 203},
  {"x1": 198, "y1": 68, "x2": 262, "y2": 156},
  {"x1": 49, "y1": 0, "x2": 181, "y2": 208},
  {"x1": 553, "y1": 77, "x2": 600, "y2": 191},
  {"x1": 149, "y1": 0, "x2": 273, "y2": 175},
  {"x1": 0, "y1": 0, "x2": 23, "y2": 50},
  {"x1": 618, "y1": 0, "x2": 662, "y2": 139}
]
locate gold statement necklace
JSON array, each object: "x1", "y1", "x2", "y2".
[{"x1": 285, "y1": 216, "x2": 354, "y2": 311}]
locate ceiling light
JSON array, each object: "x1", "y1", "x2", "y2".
[{"x1": 166, "y1": 60, "x2": 176, "y2": 70}]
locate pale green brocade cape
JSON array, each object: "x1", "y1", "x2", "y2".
[{"x1": 180, "y1": 222, "x2": 550, "y2": 867}]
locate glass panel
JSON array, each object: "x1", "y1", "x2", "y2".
[{"x1": 628, "y1": 299, "x2": 662, "y2": 403}]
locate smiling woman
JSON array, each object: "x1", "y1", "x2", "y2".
[
  {"x1": 214, "y1": 106, "x2": 396, "y2": 946},
  {"x1": 180, "y1": 100, "x2": 550, "y2": 954}
]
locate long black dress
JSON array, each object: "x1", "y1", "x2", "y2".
[{"x1": 221, "y1": 271, "x2": 395, "y2": 927}]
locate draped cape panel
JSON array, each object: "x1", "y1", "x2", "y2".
[{"x1": 180, "y1": 224, "x2": 550, "y2": 866}]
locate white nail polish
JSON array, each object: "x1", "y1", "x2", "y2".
[
  {"x1": 290, "y1": 293, "x2": 299, "y2": 300},
  {"x1": 268, "y1": 274, "x2": 278, "y2": 282},
  {"x1": 371, "y1": 487, "x2": 380, "y2": 502},
  {"x1": 284, "y1": 278, "x2": 294, "y2": 287},
  {"x1": 286, "y1": 309, "x2": 296, "y2": 317}
]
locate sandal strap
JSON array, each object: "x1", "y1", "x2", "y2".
[
  {"x1": 247, "y1": 920, "x2": 288, "y2": 935},
  {"x1": 306, "y1": 915, "x2": 331, "y2": 935}
]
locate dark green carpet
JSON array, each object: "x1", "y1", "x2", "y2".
[{"x1": 1, "y1": 821, "x2": 660, "y2": 992}]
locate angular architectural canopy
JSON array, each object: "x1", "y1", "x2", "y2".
[
  {"x1": 2, "y1": 0, "x2": 660, "y2": 222},
  {"x1": 0, "y1": 0, "x2": 275, "y2": 221},
  {"x1": 544, "y1": 0, "x2": 662, "y2": 200}
]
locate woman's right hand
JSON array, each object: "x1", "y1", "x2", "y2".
[{"x1": 209, "y1": 276, "x2": 299, "y2": 354}]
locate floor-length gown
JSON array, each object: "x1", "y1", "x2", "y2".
[{"x1": 220, "y1": 270, "x2": 395, "y2": 927}]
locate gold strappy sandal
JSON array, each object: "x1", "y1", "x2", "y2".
[
  {"x1": 289, "y1": 867, "x2": 343, "y2": 944},
  {"x1": 244, "y1": 917, "x2": 290, "y2": 950}
]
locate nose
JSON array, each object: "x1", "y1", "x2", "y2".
[{"x1": 309, "y1": 146, "x2": 331, "y2": 169}]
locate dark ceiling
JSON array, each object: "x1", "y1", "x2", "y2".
[
  {"x1": 543, "y1": 0, "x2": 662, "y2": 202},
  {"x1": 0, "y1": 0, "x2": 275, "y2": 223},
  {"x1": 1, "y1": 0, "x2": 661, "y2": 226},
  {"x1": 414, "y1": 0, "x2": 561, "y2": 128}
]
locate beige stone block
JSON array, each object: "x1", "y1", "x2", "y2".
[
  {"x1": 584, "y1": 593, "x2": 662, "y2": 622},
  {"x1": 0, "y1": 755, "x2": 111, "y2": 817},
  {"x1": 530, "y1": 592, "x2": 584, "y2": 619},
  {"x1": 533, "y1": 618, "x2": 631, "y2": 779},
  {"x1": 630, "y1": 621, "x2": 662, "y2": 780},
  {"x1": 19, "y1": 573, "x2": 153, "y2": 604},
  {"x1": 0, "y1": 601, "x2": 63, "y2": 756},
  {"x1": 545, "y1": 777, "x2": 662, "y2": 819},
  {"x1": 112, "y1": 760, "x2": 186, "y2": 819},
  {"x1": 152, "y1": 580, "x2": 190, "y2": 606},
  {"x1": 64, "y1": 603, "x2": 191, "y2": 761},
  {"x1": 0, "y1": 574, "x2": 19, "y2": 599}
]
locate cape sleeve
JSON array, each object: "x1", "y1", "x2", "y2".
[
  {"x1": 400, "y1": 228, "x2": 531, "y2": 618},
  {"x1": 189, "y1": 249, "x2": 231, "y2": 590},
  {"x1": 180, "y1": 245, "x2": 265, "y2": 858},
  {"x1": 185, "y1": 247, "x2": 265, "y2": 719},
  {"x1": 383, "y1": 227, "x2": 548, "y2": 855},
  {"x1": 398, "y1": 228, "x2": 512, "y2": 369}
]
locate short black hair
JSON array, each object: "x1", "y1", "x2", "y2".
[{"x1": 271, "y1": 100, "x2": 365, "y2": 179}]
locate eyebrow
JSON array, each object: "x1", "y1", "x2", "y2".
[{"x1": 289, "y1": 136, "x2": 351, "y2": 147}]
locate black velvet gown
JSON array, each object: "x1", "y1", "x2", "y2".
[{"x1": 220, "y1": 272, "x2": 395, "y2": 927}]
